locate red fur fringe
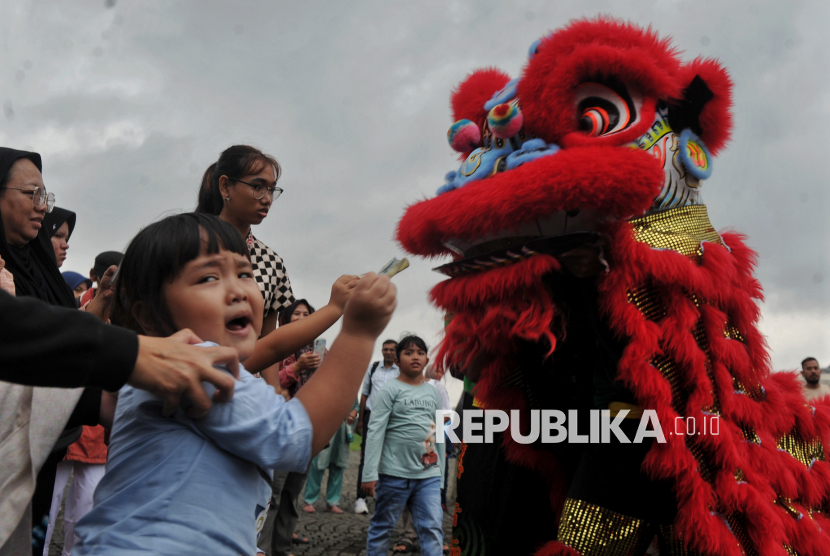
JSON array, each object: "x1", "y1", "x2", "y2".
[{"x1": 425, "y1": 224, "x2": 830, "y2": 553}]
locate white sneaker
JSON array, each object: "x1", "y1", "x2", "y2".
[{"x1": 354, "y1": 498, "x2": 369, "y2": 514}]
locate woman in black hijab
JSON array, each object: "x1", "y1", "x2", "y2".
[
  {"x1": 0, "y1": 147, "x2": 99, "y2": 550},
  {"x1": 0, "y1": 147, "x2": 73, "y2": 306},
  {"x1": 42, "y1": 207, "x2": 76, "y2": 268}
]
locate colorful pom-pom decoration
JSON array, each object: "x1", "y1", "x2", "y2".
[
  {"x1": 679, "y1": 128, "x2": 713, "y2": 180},
  {"x1": 447, "y1": 119, "x2": 481, "y2": 153},
  {"x1": 487, "y1": 103, "x2": 523, "y2": 139}
]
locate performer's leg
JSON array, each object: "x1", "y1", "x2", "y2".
[{"x1": 556, "y1": 419, "x2": 674, "y2": 555}]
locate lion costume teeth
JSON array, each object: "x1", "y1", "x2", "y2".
[{"x1": 397, "y1": 16, "x2": 830, "y2": 556}]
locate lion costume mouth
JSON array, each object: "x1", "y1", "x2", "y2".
[{"x1": 435, "y1": 208, "x2": 602, "y2": 277}]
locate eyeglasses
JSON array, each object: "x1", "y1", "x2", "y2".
[
  {"x1": 3, "y1": 186, "x2": 55, "y2": 212},
  {"x1": 228, "y1": 178, "x2": 283, "y2": 201}
]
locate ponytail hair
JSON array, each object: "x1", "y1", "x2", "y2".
[
  {"x1": 196, "y1": 145, "x2": 281, "y2": 215},
  {"x1": 197, "y1": 162, "x2": 220, "y2": 215}
]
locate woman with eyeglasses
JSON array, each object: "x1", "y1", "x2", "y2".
[
  {"x1": 0, "y1": 147, "x2": 104, "y2": 553},
  {"x1": 0, "y1": 148, "x2": 65, "y2": 304},
  {"x1": 196, "y1": 145, "x2": 295, "y2": 341},
  {"x1": 197, "y1": 145, "x2": 302, "y2": 554}
]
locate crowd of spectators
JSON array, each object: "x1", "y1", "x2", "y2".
[{"x1": 0, "y1": 143, "x2": 403, "y2": 556}]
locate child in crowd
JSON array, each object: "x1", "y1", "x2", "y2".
[
  {"x1": 72, "y1": 213, "x2": 396, "y2": 555},
  {"x1": 361, "y1": 336, "x2": 446, "y2": 556}
]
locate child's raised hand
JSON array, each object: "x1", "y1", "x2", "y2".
[
  {"x1": 328, "y1": 274, "x2": 360, "y2": 311},
  {"x1": 342, "y1": 272, "x2": 396, "y2": 339}
]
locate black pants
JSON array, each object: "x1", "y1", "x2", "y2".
[{"x1": 356, "y1": 409, "x2": 371, "y2": 499}]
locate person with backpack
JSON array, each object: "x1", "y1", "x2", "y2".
[{"x1": 355, "y1": 339, "x2": 398, "y2": 515}]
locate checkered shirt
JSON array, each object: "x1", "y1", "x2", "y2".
[{"x1": 247, "y1": 232, "x2": 295, "y2": 317}]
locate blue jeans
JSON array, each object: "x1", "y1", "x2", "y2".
[{"x1": 366, "y1": 475, "x2": 443, "y2": 556}]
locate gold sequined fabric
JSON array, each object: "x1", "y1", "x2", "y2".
[
  {"x1": 558, "y1": 499, "x2": 654, "y2": 556},
  {"x1": 650, "y1": 354, "x2": 687, "y2": 413},
  {"x1": 740, "y1": 425, "x2": 761, "y2": 445},
  {"x1": 627, "y1": 284, "x2": 667, "y2": 322},
  {"x1": 777, "y1": 430, "x2": 825, "y2": 468},
  {"x1": 724, "y1": 513, "x2": 758, "y2": 556},
  {"x1": 732, "y1": 376, "x2": 764, "y2": 402},
  {"x1": 629, "y1": 205, "x2": 723, "y2": 259},
  {"x1": 724, "y1": 322, "x2": 746, "y2": 343}
]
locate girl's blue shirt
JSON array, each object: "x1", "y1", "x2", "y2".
[{"x1": 74, "y1": 343, "x2": 312, "y2": 555}]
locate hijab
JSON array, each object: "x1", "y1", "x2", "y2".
[
  {"x1": 42, "y1": 206, "x2": 76, "y2": 240},
  {"x1": 0, "y1": 148, "x2": 75, "y2": 307}
]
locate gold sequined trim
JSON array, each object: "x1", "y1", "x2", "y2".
[
  {"x1": 685, "y1": 435, "x2": 715, "y2": 483},
  {"x1": 775, "y1": 497, "x2": 803, "y2": 520},
  {"x1": 732, "y1": 376, "x2": 764, "y2": 402},
  {"x1": 777, "y1": 430, "x2": 825, "y2": 468},
  {"x1": 627, "y1": 284, "x2": 667, "y2": 322},
  {"x1": 740, "y1": 425, "x2": 761, "y2": 445},
  {"x1": 724, "y1": 513, "x2": 759, "y2": 556},
  {"x1": 558, "y1": 499, "x2": 654, "y2": 556},
  {"x1": 783, "y1": 544, "x2": 800, "y2": 556},
  {"x1": 472, "y1": 397, "x2": 485, "y2": 408},
  {"x1": 690, "y1": 320, "x2": 721, "y2": 415},
  {"x1": 657, "y1": 524, "x2": 702, "y2": 555},
  {"x1": 650, "y1": 355, "x2": 687, "y2": 413},
  {"x1": 734, "y1": 468, "x2": 747, "y2": 483},
  {"x1": 724, "y1": 322, "x2": 746, "y2": 343},
  {"x1": 629, "y1": 205, "x2": 723, "y2": 259}
]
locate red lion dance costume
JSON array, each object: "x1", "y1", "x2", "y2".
[{"x1": 397, "y1": 17, "x2": 830, "y2": 556}]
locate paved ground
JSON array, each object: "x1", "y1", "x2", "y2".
[{"x1": 50, "y1": 450, "x2": 454, "y2": 556}]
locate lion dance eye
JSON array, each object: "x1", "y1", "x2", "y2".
[
  {"x1": 579, "y1": 106, "x2": 612, "y2": 136},
  {"x1": 575, "y1": 82, "x2": 637, "y2": 137}
]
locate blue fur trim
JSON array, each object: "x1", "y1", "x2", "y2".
[
  {"x1": 484, "y1": 78, "x2": 519, "y2": 111},
  {"x1": 505, "y1": 138, "x2": 559, "y2": 170},
  {"x1": 437, "y1": 140, "x2": 515, "y2": 195},
  {"x1": 679, "y1": 128, "x2": 713, "y2": 180},
  {"x1": 528, "y1": 38, "x2": 542, "y2": 60}
]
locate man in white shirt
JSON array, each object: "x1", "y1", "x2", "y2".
[
  {"x1": 801, "y1": 357, "x2": 830, "y2": 401},
  {"x1": 355, "y1": 340, "x2": 399, "y2": 514}
]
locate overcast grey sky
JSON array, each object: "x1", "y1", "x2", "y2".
[{"x1": 1, "y1": 0, "x2": 827, "y2": 382}]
